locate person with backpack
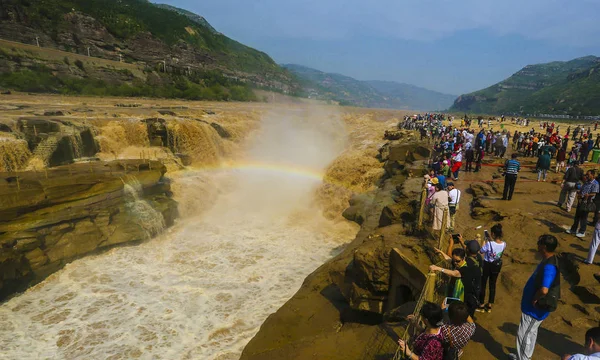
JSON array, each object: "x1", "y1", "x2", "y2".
[
  {"x1": 398, "y1": 302, "x2": 444, "y2": 360},
  {"x1": 477, "y1": 224, "x2": 506, "y2": 313},
  {"x1": 508, "y1": 235, "x2": 560, "y2": 360},
  {"x1": 431, "y1": 238, "x2": 481, "y2": 316},
  {"x1": 561, "y1": 326, "x2": 600, "y2": 360},
  {"x1": 536, "y1": 150, "x2": 551, "y2": 182},
  {"x1": 441, "y1": 301, "x2": 476, "y2": 359}
]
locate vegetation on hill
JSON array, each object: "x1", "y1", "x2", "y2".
[
  {"x1": 283, "y1": 64, "x2": 456, "y2": 111},
  {"x1": 7, "y1": 0, "x2": 282, "y2": 74},
  {"x1": 451, "y1": 56, "x2": 600, "y2": 116},
  {"x1": 153, "y1": 3, "x2": 219, "y2": 35}
]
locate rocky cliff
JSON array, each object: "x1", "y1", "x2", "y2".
[
  {"x1": 241, "y1": 132, "x2": 435, "y2": 359},
  {"x1": 0, "y1": 159, "x2": 177, "y2": 300}
]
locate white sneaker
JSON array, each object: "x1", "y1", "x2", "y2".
[
  {"x1": 565, "y1": 229, "x2": 573, "y2": 234},
  {"x1": 576, "y1": 233, "x2": 586, "y2": 238}
]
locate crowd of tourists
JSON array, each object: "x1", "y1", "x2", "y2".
[{"x1": 393, "y1": 115, "x2": 600, "y2": 360}]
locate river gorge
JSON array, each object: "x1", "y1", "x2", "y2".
[{"x1": 0, "y1": 95, "x2": 403, "y2": 359}]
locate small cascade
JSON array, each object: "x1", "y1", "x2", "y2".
[
  {"x1": 0, "y1": 137, "x2": 31, "y2": 172},
  {"x1": 66, "y1": 131, "x2": 83, "y2": 159},
  {"x1": 167, "y1": 119, "x2": 227, "y2": 166},
  {"x1": 122, "y1": 177, "x2": 166, "y2": 238},
  {"x1": 31, "y1": 136, "x2": 59, "y2": 166}
]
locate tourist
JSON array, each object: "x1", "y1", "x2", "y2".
[
  {"x1": 561, "y1": 326, "x2": 600, "y2": 360},
  {"x1": 447, "y1": 182, "x2": 461, "y2": 231},
  {"x1": 558, "y1": 162, "x2": 584, "y2": 212},
  {"x1": 431, "y1": 183, "x2": 449, "y2": 231},
  {"x1": 431, "y1": 242, "x2": 481, "y2": 316},
  {"x1": 566, "y1": 170, "x2": 599, "y2": 238},
  {"x1": 508, "y1": 235, "x2": 560, "y2": 360},
  {"x1": 397, "y1": 302, "x2": 444, "y2": 360},
  {"x1": 478, "y1": 224, "x2": 506, "y2": 313},
  {"x1": 474, "y1": 146, "x2": 484, "y2": 173},
  {"x1": 536, "y1": 150, "x2": 551, "y2": 182},
  {"x1": 556, "y1": 147, "x2": 567, "y2": 173},
  {"x1": 585, "y1": 208, "x2": 600, "y2": 265},
  {"x1": 441, "y1": 301, "x2": 476, "y2": 358},
  {"x1": 502, "y1": 153, "x2": 521, "y2": 200},
  {"x1": 465, "y1": 146, "x2": 474, "y2": 172},
  {"x1": 451, "y1": 150, "x2": 462, "y2": 181}
]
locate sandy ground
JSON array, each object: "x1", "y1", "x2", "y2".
[{"x1": 447, "y1": 142, "x2": 600, "y2": 359}]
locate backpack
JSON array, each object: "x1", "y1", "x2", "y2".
[{"x1": 534, "y1": 256, "x2": 561, "y2": 312}]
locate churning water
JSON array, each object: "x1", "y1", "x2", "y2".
[{"x1": 0, "y1": 109, "x2": 358, "y2": 359}]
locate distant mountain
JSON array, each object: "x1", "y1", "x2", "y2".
[
  {"x1": 153, "y1": 4, "x2": 219, "y2": 35},
  {"x1": 283, "y1": 64, "x2": 456, "y2": 111},
  {"x1": 451, "y1": 56, "x2": 600, "y2": 116},
  {"x1": 366, "y1": 80, "x2": 457, "y2": 112}
]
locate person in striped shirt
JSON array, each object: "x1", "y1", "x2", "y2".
[{"x1": 502, "y1": 153, "x2": 521, "y2": 200}]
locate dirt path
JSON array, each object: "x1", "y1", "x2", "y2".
[{"x1": 450, "y1": 146, "x2": 600, "y2": 359}]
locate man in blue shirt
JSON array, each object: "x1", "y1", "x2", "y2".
[
  {"x1": 562, "y1": 327, "x2": 600, "y2": 360},
  {"x1": 502, "y1": 153, "x2": 521, "y2": 200},
  {"x1": 508, "y1": 235, "x2": 560, "y2": 360},
  {"x1": 566, "y1": 170, "x2": 599, "y2": 238}
]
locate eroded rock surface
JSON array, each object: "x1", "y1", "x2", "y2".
[{"x1": 0, "y1": 160, "x2": 177, "y2": 299}]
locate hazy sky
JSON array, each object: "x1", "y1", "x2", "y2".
[{"x1": 155, "y1": 0, "x2": 600, "y2": 95}]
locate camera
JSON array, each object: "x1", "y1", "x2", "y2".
[{"x1": 451, "y1": 234, "x2": 461, "y2": 243}]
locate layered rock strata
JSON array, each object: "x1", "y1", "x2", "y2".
[{"x1": 0, "y1": 159, "x2": 177, "y2": 299}]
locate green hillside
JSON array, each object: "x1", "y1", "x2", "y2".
[
  {"x1": 0, "y1": 0, "x2": 299, "y2": 98},
  {"x1": 284, "y1": 64, "x2": 456, "y2": 111},
  {"x1": 153, "y1": 3, "x2": 219, "y2": 35},
  {"x1": 451, "y1": 56, "x2": 600, "y2": 116}
]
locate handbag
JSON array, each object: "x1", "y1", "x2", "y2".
[
  {"x1": 580, "y1": 198, "x2": 597, "y2": 213},
  {"x1": 486, "y1": 240, "x2": 504, "y2": 274}
]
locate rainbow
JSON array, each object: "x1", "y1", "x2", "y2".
[{"x1": 187, "y1": 161, "x2": 326, "y2": 182}]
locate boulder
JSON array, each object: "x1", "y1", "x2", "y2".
[
  {"x1": 210, "y1": 122, "x2": 231, "y2": 138},
  {"x1": 158, "y1": 110, "x2": 177, "y2": 116},
  {"x1": 379, "y1": 203, "x2": 412, "y2": 228},
  {"x1": 43, "y1": 111, "x2": 68, "y2": 116}
]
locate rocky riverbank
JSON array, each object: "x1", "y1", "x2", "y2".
[
  {"x1": 0, "y1": 159, "x2": 177, "y2": 300},
  {"x1": 241, "y1": 131, "x2": 436, "y2": 359},
  {"x1": 242, "y1": 126, "x2": 600, "y2": 359}
]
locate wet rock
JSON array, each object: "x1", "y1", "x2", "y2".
[
  {"x1": 384, "y1": 130, "x2": 401, "y2": 140},
  {"x1": 115, "y1": 103, "x2": 141, "y2": 108},
  {"x1": 43, "y1": 110, "x2": 69, "y2": 117},
  {"x1": 204, "y1": 109, "x2": 216, "y2": 115},
  {"x1": 210, "y1": 123, "x2": 231, "y2": 138},
  {"x1": 143, "y1": 118, "x2": 168, "y2": 147},
  {"x1": 24, "y1": 248, "x2": 48, "y2": 270},
  {"x1": 0, "y1": 159, "x2": 177, "y2": 300},
  {"x1": 158, "y1": 110, "x2": 177, "y2": 116},
  {"x1": 176, "y1": 153, "x2": 192, "y2": 166},
  {"x1": 343, "y1": 193, "x2": 374, "y2": 225}
]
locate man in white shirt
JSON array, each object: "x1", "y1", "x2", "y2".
[
  {"x1": 448, "y1": 182, "x2": 461, "y2": 231},
  {"x1": 562, "y1": 326, "x2": 600, "y2": 360}
]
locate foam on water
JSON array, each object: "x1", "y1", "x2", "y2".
[{"x1": 0, "y1": 108, "x2": 358, "y2": 359}]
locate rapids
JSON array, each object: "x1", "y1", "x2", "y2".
[{"x1": 0, "y1": 109, "x2": 359, "y2": 359}]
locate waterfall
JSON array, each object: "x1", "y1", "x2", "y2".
[
  {"x1": 123, "y1": 177, "x2": 166, "y2": 238},
  {"x1": 0, "y1": 137, "x2": 31, "y2": 172}
]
